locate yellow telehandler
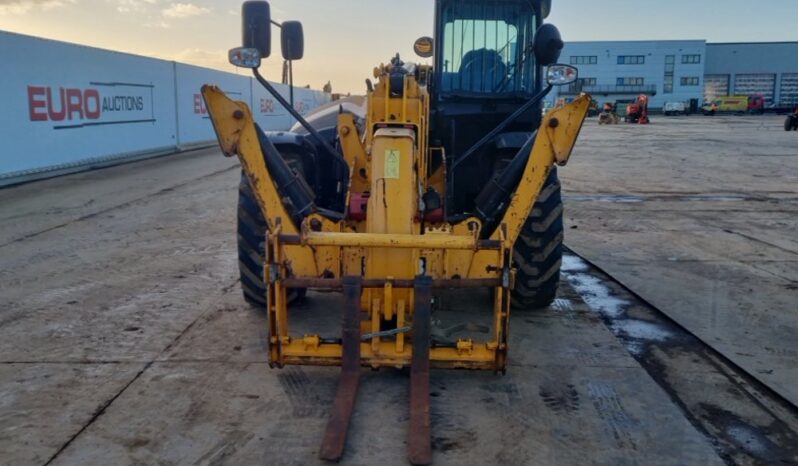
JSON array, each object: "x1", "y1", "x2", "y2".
[{"x1": 202, "y1": 1, "x2": 589, "y2": 463}]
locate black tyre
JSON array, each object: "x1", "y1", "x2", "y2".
[
  {"x1": 786, "y1": 117, "x2": 795, "y2": 132},
  {"x1": 237, "y1": 172, "x2": 305, "y2": 309},
  {"x1": 511, "y1": 168, "x2": 563, "y2": 310}
]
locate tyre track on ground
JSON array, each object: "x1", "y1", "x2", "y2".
[
  {"x1": 42, "y1": 277, "x2": 239, "y2": 466},
  {"x1": 0, "y1": 161, "x2": 240, "y2": 465},
  {"x1": 563, "y1": 249, "x2": 798, "y2": 465},
  {"x1": 0, "y1": 165, "x2": 238, "y2": 250}
]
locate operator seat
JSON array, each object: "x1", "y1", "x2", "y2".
[{"x1": 458, "y1": 49, "x2": 507, "y2": 92}]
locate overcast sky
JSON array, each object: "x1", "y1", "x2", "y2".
[{"x1": 1, "y1": 0, "x2": 796, "y2": 94}]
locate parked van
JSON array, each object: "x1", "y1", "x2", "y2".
[
  {"x1": 702, "y1": 95, "x2": 765, "y2": 115},
  {"x1": 664, "y1": 102, "x2": 687, "y2": 116}
]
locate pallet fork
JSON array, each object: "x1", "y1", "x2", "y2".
[{"x1": 319, "y1": 276, "x2": 433, "y2": 465}]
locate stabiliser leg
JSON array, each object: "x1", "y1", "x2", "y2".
[
  {"x1": 408, "y1": 275, "x2": 432, "y2": 466},
  {"x1": 319, "y1": 276, "x2": 362, "y2": 462}
]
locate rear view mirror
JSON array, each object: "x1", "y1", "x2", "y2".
[
  {"x1": 546, "y1": 65, "x2": 578, "y2": 86},
  {"x1": 533, "y1": 23, "x2": 564, "y2": 66},
  {"x1": 281, "y1": 21, "x2": 304, "y2": 60},
  {"x1": 229, "y1": 47, "x2": 261, "y2": 68},
  {"x1": 242, "y1": 1, "x2": 271, "y2": 58},
  {"x1": 538, "y1": 0, "x2": 552, "y2": 19}
]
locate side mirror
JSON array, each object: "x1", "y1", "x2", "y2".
[
  {"x1": 546, "y1": 64, "x2": 578, "y2": 86},
  {"x1": 533, "y1": 23, "x2": 563, "y2": 66},
  {"x1": 242, "y1": 1, "x2": 271, "y2": 58},
  {"x1": 229, "y1": 47, "x2": 261, "y2": 68},
  {"x1": 281, "y1": 21, "x2": 304, "y2": 61},
  {"x1": 538, "y1": 0, "x2": 552, "y2": 19}
]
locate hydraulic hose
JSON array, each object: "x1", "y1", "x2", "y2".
[{"x1": 473, "y1": 131, "x2": 537, "y2": 231}]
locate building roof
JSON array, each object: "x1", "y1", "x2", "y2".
[
  {"x1": 707, "y1": 41, "x2": 798, "y2": 46},
  {"x1": 566, "y1": 39, "x2": 705, "y2": 44}
]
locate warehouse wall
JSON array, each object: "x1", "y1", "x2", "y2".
[
  {"x1": 0, "y1": 31, "x2": 331, "y2": 186},
  {"x1": 552, "y1": 40, "x2": 706, "y2": 110},
  {"x1": 705, "y1": 42, "x2": 798, "y2": 106}
]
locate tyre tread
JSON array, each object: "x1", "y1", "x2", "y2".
[
  {"x1": 237, "y1": 172, "x2": 304, "y2": 309},
  {"x1": 511, "y1": 168, "x2": 564, "y2": 311}
]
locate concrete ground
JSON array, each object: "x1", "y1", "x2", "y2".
[
  {"x1": 561, "y1": 114, "x2": 798, "y2": 406},
  {"x1": 0, "y1": 114, "x2": 795, "y2": 465}
]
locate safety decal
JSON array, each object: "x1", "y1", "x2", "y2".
[{"x1": 385, "y1": 149, "x2": 400, "y2": 179}]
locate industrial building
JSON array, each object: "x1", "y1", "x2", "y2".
[
  {"x1": 705, "y1": 42, "x2": 798, "y2": 107},
  {"x1": 553, "y1": 40, "x2": 706, "y2": 111},
  {"x1": 553, "y1": 40, "x2": 798, "y2": 111}
]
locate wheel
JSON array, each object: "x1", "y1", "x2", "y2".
[
  {"x1": 237, "y1": 172, "x2": 306, "y2": 309},
  {"x1": 786, "y1": 118, "x2": 793, "y2": 132},
  {"x1": 511, "y1": 168, "x2": 563, "y2": 311}
]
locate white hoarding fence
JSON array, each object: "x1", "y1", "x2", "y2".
[
  {"x1": 251, "y1": 81, "x2": 331, "y2": 132},
  {"x1": 1, "y1": 32, "x2": 177, "y2": 181},
  {"x1": 175, "y1": 63, "x2": 253, "y2": 147},
  {"x1": 0, "y1": 31, "x2": 332, "y2": 185},
  {"x1": 252, "y1": 81, "x2": 294, "y2": 131}
]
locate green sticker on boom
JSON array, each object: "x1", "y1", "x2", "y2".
[{"x1": 385, "y1": 149, "x2": 400, "y2": 179}]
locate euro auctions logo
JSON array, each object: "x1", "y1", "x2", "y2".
[
  {"x1": 193, "y1": 90, "x2": 244, "y2": 118},
  {"x1": 27, "y1": 81, "x2": 155, "y2": 130}
]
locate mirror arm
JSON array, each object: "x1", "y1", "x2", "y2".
[
  {"x1": 451, "y1": 83, "x2": 553, "y2": 172},
  {"x1": 289, "y1": 60, "x2": 294, "y2": 108},
  {"x1": 252, "y1": 67, "x2": 344, "y2": 165}
]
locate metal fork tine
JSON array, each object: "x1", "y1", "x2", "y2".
[
  {"x1": 319, "y1": 276, "x2": 362, "y2": 462},
  {"x1": 408, "y1": 275, "x2": 433, "y2": 466}
]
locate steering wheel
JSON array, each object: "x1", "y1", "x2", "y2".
[{"x1": 459, "y1": 49, "x2": 507, "y2": 89}]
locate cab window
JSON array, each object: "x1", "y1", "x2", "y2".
[{"x1": 439, "y1": 1, "x2": 535, "y2": 95}]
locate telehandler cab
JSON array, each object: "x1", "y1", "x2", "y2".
[{"x1": 201, "y1": 0, "x2": 590, "y2": 463}]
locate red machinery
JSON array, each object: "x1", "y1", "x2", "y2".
[
  {"x1": 786, "y1": 106, "x2": 798, "y2": 131},
  {"x1": 747, "y1": 94, "x2": 766, "y2": 114},
  {"x1": 626, "y1": 95, "x2": 650, "y2": 124}
]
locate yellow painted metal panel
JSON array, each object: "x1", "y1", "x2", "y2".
[{"x1": 491, "y1": 94, "x2": 591, "y2": 247}]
